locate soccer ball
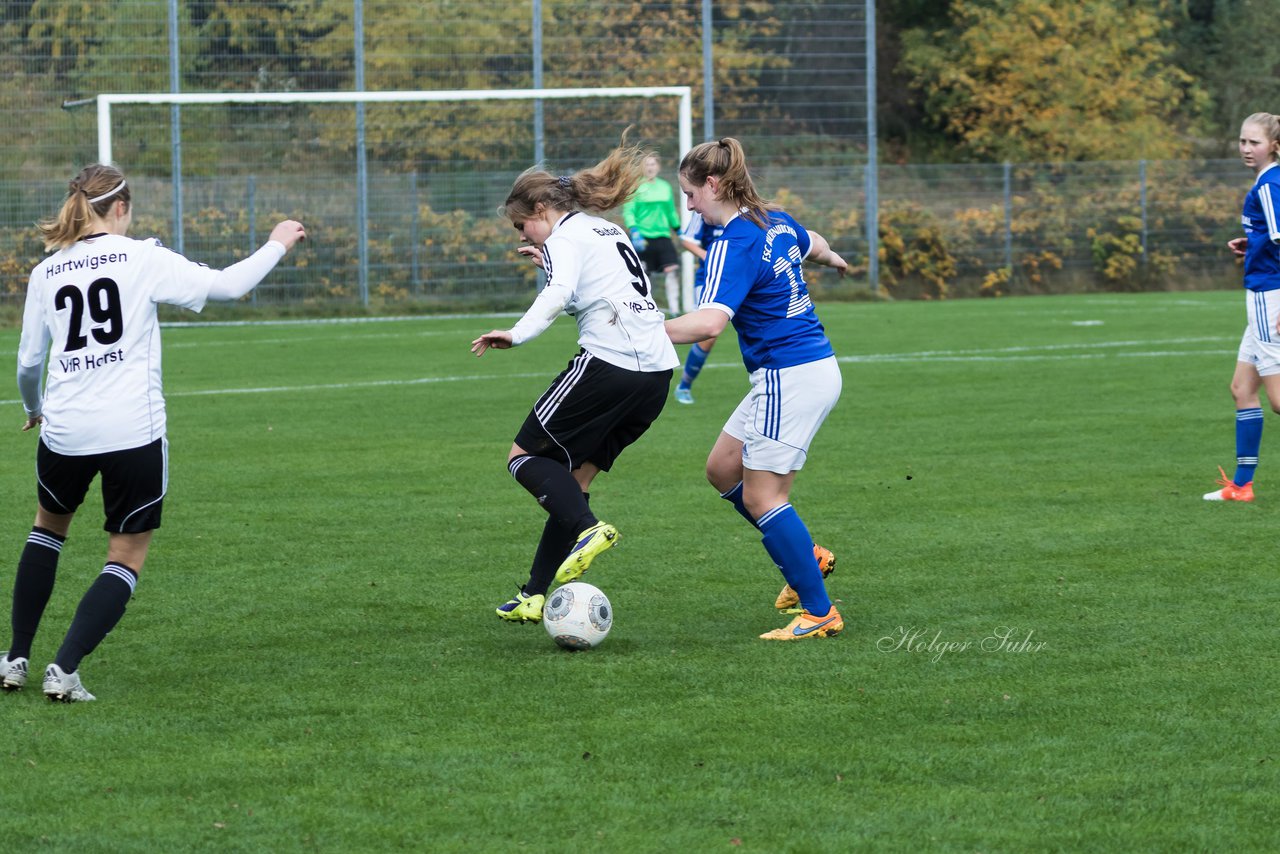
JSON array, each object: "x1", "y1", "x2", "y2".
[{"x1": 543, "y1": 582, "x2": 612, "y2": 650}]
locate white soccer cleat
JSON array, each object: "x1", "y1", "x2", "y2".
[
  {"x1": 1, "y1": 653, "x2": 29, "y2": 691},
  {"x1": 43, "y1": 663, "x2": 96, "y2": 703}
]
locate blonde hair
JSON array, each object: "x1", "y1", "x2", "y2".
[
  {"x1": 39, "y1": 164, "x2": 131, "y2": 251},
  {"x1": 679, "y1": 137, "x2": 776, "y2": 230},
  {"x1": 1243, "y1": 113, "x2": 1280, "y2": 163},
  {"x1": 502, "y1": 132, "x2": 652, "y2": 223}
]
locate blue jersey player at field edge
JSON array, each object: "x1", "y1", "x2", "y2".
[
  {"x1": 1204, "y1": 113, "x2": 1280, "y2": 502},
  {"x1": 664, "y1": 137, "x2": 847, "y2": 640}
]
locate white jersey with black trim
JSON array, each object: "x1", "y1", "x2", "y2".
[
  {"x1": 18, "y1": 233, "x2": 221, "y2": 455},
  {"x1": 513, "y1": 211, "x2": 679, "y2": 373}
]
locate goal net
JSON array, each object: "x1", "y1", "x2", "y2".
[{"x1": 95, "y1": 87, "x2": 694, "y2": 310}]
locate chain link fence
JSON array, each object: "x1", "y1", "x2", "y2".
[{"x1": 0, "y1": 3, "x2": 1249, "y2": 312}]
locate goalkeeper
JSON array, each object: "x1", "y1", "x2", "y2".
[{"x1": 622, "y1": 153, "x2": 683, "y2": 316}]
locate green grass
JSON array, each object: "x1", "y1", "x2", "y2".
[{"x1": 1, "y1": 291, "x2": 1276, "y2": 852}]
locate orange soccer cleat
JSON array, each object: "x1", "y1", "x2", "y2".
[
  {"x1": 1203, "y1": 466, "x2": 1254, "y2": 502},
  {"x1": 760, "y1": 606, "x2": 844, "y2": 641},
  {"x1": 774, "y1": 544, "x2": 838, "y2": 610}
]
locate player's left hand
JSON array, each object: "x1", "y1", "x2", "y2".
[
  {"x1": 830, "y1": 252, "x2": 849, "y2": 277},
  {"x1": 21, "y1": 415, "x2": 41, "y2": 432},
  {"x1": 516, "y1": 245, "x2": 545, "y2": 269},
  {"x1": 471, "y1": 330, "x2": 514, "y2": 356}
]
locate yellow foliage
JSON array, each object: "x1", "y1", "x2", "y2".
[{"x1": 903, "y1": 0, "x2": 1205, "y2": 162}]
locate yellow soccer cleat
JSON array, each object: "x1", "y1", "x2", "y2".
[
  {"x1": 760, "y1": 606, "x2": 844, "y2": 641},
  {"x1": 496, "y1": 589, "x2": 547, "y2": 623},
  {"x1": 554, "y1": 521, "x2": 620, "y2": 584},
  {"x1": 774, "y1": 544, "x2": 837, "y2": 610}
]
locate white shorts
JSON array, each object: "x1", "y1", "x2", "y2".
[
  {"x1": 1237, "y1": 289, "x2": 1280, "y2": 377},
  {"x1": 723, "y1": 356, "x2": 842, "y2": 474}
]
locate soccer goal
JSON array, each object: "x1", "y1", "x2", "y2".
[{"x1": 94, "y1": 87, "x2": 695, "y2": 309}]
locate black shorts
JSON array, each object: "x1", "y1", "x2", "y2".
[
  {"x1": 37, "y1": 438, "x2": 167, "y2": 534},
  {"x1": 640, "y1": 235, "x2": 679, "y2": 274},
  {"x1": 515, "y1": 351, "x2": 672, "y2": 472}
]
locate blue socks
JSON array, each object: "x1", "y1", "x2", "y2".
[
  {"x1": 679, "y1": 342, "x2": 710, "y2": 389},
  {"x1": 719, "y1": 482, "x2": 758, "y2": 528},
  {"x1": 1235, "y1": 407, "x2": 1264, "y2": 486},
  {"x1": 758, "y1": 504, "x2": 831, "y2": 616}
]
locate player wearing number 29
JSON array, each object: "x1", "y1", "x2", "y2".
[
  {"x1": 472, "y1": 136, "x2": 679, "y2": 625},
  {"x1": 664, "y1": 138, "x2": 848, "y2": 641},
  {"x1": 1, "y1": 163, "x2": 306, "y2": 702}
]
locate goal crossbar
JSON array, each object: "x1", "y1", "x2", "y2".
[
  {"x1": 94, "y1": 86, "x2": 697, "y2": 310},
  {"x1": 95, "y1": 86, "x2": 693, "y2": 167}
]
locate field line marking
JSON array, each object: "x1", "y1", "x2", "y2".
[{"x1": 0, "y1": 336, "x2": 1239, "y2": 406}]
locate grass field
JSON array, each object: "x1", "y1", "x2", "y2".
[{"x1": 0, "y1": 290, "x2": 1276, "y2": 852}]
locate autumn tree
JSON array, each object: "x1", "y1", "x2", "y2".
[
  {"x1": 902, "y1": 0, "x2": 1206, "y2": 162},
  {"x1": 1169, "y1": 0, "x2": 1280, "y2": 154}
]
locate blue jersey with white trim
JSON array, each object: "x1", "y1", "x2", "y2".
[
  {"x1": 1242, "y1": 163, "x2": 1280, "y2": 292},
  {"x1": 700, "y1": 210, "x2": 834, "y2": 372},
  {"x1": 680, "y1": 211, "x2": 724, "y2": 291}
]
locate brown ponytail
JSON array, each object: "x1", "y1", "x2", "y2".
[
  {"x1": 502, "y1": 131, "x2": 653, "y2": 223},
  {"x1": 678, "y1": 137, "x2": 775, "y2": 229},
  {"x1": 38, "y1": 164, "x2": 131, "y2": 251}
]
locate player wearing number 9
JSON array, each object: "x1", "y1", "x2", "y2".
[
  {"x1": 3, "y1": 163, "x2": 305, "y2": 702},
  {"x1": 472, "y1": 133, "x2": 680, "y2": 626}
]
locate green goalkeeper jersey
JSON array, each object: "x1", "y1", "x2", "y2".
[{"x1": 623, "y1": 177, "x2": 680, "y2": 238}]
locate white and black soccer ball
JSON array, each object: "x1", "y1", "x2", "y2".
[{"x1": 543, "y1": 582, "x2": 612, "y2": 650}]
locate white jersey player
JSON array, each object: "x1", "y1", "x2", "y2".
[
  {"x1": 472, "y1": 138, "x2": 679, "y2": 625},
  {"x1": 2, "y1": 163, "x2": 306, "y2": 702}
]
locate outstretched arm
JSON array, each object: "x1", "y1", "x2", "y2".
[
  {"x1": 472, "y1": 280, "x2": 573, "y2": 357},
  {"x1": 806, "y1": 230, "x2": 848, "y2": 277},
  {"x1": 666, "y1": 307, "x2": 729, "y2": 345},
  {"x1": 206, "y1": 220, "x2": 307, "y2": 301}
]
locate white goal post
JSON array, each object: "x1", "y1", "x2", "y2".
[{"x1": 95, "y1": 87, "x2": 697, "y2": 309}]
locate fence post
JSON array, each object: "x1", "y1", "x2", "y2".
[
  {"x1": 168, "y1": 0, "x2": 184, "y2": 255},
  {"x1": 1003, "y1": 161, "x2": 1013, "y2": 273},
  {"x1": 247, "y1": 175, "x2": 257, "y2": 305},
  {"x1": 864, "y1": 0, "x2": 878, "y2": 293},
  {"x1": 1139, "y1": 159, "x2": 1148, "y2": 267},
  {"x1": 354, "y1": 0, "x2": 369, "y2": 307},
  {"x1": 411, "y1": 170, "x2": 421, "y2": 293}
]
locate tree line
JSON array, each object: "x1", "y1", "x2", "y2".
[{"x1": 4, "y1": 1, "x2": 1268, "y2": 174}]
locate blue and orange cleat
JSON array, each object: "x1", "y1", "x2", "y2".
[
  {"x1": 1203, "y1": 466, "x2": 1254, "y2": 502},
  {"x1": 760, "y1": 606, "x2": 844, "y2": 641},
  {"x1": 774, "y1": 544, "x2": 837, "y2": 610}
]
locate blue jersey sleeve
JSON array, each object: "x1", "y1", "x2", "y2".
[{"x1": 700, "y1": 230, "x2": 757, "y2": 317}]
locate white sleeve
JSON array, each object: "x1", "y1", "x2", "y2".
[
  {"x1": 17, "y1": 362, "x2": 42, "y2": 418},
  {"x1": 205, "y1": 241, "x2": 287, "y2": 301},
  {"x1": 681, "y1": 212, "x2": 704, "y2": 242},
  {"x1": 16, "y1": 269, "x2": 49, "y2": 417},
  {"x1": 509, "y1": 280, "x2": 573, "y2": 346}
]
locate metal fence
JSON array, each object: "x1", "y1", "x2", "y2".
[
  {"x1": 1, "y1": 0, "x2": 872, "y2": 311},
  {"x1": 0, "y1": 3, "x2": 1249, "y2": 310}
]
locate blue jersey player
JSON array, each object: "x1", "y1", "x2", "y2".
[
  {"x1": 665, "y1": 137, "x2": 848, "y2": 640},
  {"x1": 1205, "y1": 113, "x2": 1280, "y2": 502},
  {"x1": 673, "y1": 211, "x2": 724, "y2": 404}
]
